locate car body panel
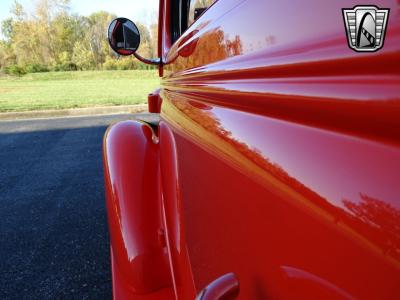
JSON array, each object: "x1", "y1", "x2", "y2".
[
  {"x1": 104, "y1": 0, "x2": 400, "y2": 299},
  {"x1": 159, "y1": 0, "x2": 400, "y2": 299},
  {"x1": 159, "y1": 122, "x2": 198, "y2": 299}
]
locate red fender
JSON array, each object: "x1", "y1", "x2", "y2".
[{"x1": 103, "y1": 120, "x2": 174, "y2": 299}]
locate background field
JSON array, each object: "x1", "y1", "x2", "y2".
[{"x1": 0, "y1": 70, "x2": 159, "y2": 112}]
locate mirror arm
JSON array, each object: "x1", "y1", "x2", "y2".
[{"x1": 133, "y1": 53, "x2": 161, "y2": 65}]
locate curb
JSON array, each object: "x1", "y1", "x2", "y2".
[{"x1": 0, "y1": 104, "x2": 148, "y2": 121}]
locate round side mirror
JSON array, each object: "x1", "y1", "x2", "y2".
[{"x1": 108, "y1": 18, "x2": 140, "y2": 56}]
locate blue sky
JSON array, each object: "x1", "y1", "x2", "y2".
[{"x1": 0, "y1": 0, "x2": 159, "y2": 26}]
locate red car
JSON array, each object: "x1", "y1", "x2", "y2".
[{"x1": 103, "y1": 0, "x2": 400, "y2": 299}]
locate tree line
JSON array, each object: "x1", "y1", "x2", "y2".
[{"x1": 0, "y1": 0, "x2": 158, "y2": 75}]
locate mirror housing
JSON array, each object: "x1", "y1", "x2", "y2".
[
  {"x1": 108, "y1": 18, "x2": 140, "y2": 56},
  {"x1": 108, "y1": 17, "x2": 160, "y2": 65}
]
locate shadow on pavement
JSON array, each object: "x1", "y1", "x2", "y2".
[{"x1": 0, "y1": 119, "x2": 120, "y2": 299}]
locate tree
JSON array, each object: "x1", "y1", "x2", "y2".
[
  {"x1": 1, "y1": 18, "x2": 15, "y2": 41},
  {"x1": 0, "y1": 0, "x2": 158, "y2": 72},
  {"x1": 0, "y1": 41, "x2": 16, "y2": 70},
  {"x1": 33, "y1": 0, "x2": 72, "y2": 65},
  {"x1": 150, "y1": 23, "x2": 158, "y2": 57},
  {"x1": 10, "y1": 0, "x2": 26, "y2": 21},
  {"x1": 86, "y1": 11, "x2": 116, "y2": 69},
  {"x1": 72, "y1": 40, "x2": 94, "y2": 70},
  {"x1": 52, "y1": 14, "x2": 86, "y2": 65},
  {"x1": 135, "y1": 22, "x2": 153, "y2": 58}
]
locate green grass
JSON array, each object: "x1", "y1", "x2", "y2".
[{"x1": 0, "y1": 70, "x2": 160, "y2": 112}]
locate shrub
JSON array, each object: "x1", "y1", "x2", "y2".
[
  {"x1": 25, "y1": 64, "x2": 49, "y2": 73},
  {"x1": 103, "y1": 57, "x2": 134, "y2": 70},
  {"x1": 72, "y1": 41, "x2": 95, "y2": 70},
  {"x1": 102, "y1": 57, "x2": 118, "y2": 70},
  {"x1": 102, "y1": 57, "x2": 156, "y2": 71},
  {"x1": 5, "y1": 64, "x2": 26, "y2": 76},
  {"x1": 54, "y1": 62, "x2": 78, "y2": 72},
  {"x1": 116, "y1": 59, "x2": 134, "y2": 70}
]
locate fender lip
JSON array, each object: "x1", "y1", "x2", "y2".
[
  {"x1": 103, "y1": 120, "x2": 173, "y2": 298},
  {"x1": 110, "y1": 246, "x2": 175, "y2": 300}
]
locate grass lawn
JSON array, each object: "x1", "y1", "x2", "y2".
[{"x1": 0, "y1": 70, "x2": 160, "y2": 112}]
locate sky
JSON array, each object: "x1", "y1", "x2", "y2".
[{"x1": 0, "y1": 0, "x2": 159, "y2": 30}]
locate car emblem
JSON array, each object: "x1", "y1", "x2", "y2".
[{"x1": 342, "y1": 5, "x2": 389, "y2": 52}]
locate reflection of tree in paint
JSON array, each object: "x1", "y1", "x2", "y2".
[
  {"x1": 173, "y1": 99, "x2": 328, "y2": 198},
  {"x1": 170, "y1": 27, "x2": 243, "y2": 72},
  {"x1": 172, "y1": 99, "x2": 400, "y2": 263},
  {"x1": 226, "y1": 35, "x2": 243, "y2": 56},
  {"x1": 343, "y1": 194, "x2": 400, "y2": 258}
]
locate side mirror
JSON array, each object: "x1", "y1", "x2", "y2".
[
  {"x1": 108, "y1": 18, "x2": 140, "y2": 56},
  {"x1": 108, "y1": 17, "x2": 160, "y2": 65}
]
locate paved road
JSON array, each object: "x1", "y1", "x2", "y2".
[{"x1": 0, "y1": 114, "x2": 134, "y2": 299}]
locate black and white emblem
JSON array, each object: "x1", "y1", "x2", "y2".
[{"x1": 342, "y1": 5, "x2": 389, "y2": 52}]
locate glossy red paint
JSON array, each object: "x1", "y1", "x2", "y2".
[
  {"x1": 104, "y1": 0, "x2": 400, "y2": 299},
  {"x1": 103, "y1": 121, "x2": 174, "y2": 298},
  {"x1": 159, "y1": 0, "x2": 400, "y2": 299},
  {"x1": 159, "y1": 122, "x2": 197, "y2": 300},
  {"x1": 148, "y1": 89, "x2": 162, "y2": 113}
]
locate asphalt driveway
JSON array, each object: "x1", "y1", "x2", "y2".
[{"x1": 0, "y1": 114, "x2": 133, "y2": 299}]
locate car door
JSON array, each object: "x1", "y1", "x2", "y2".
[{"x1": 159, "y1": 0, "x2": 400, "y2": 299}]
